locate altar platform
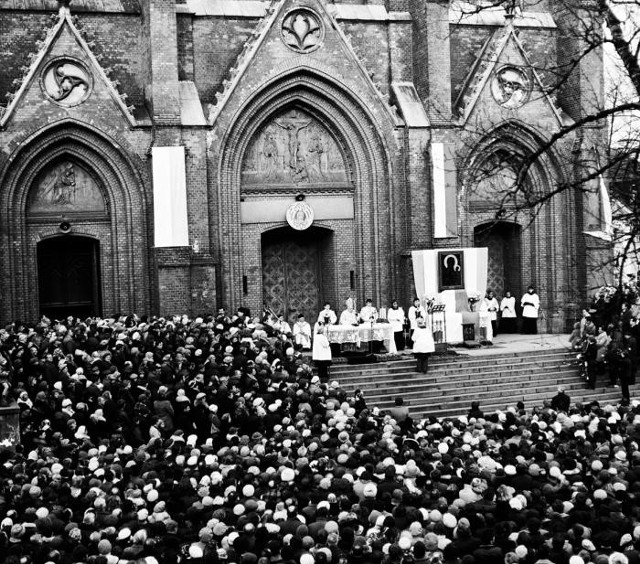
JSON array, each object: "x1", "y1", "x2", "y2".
[
  {"x1": 438, "y1": 332, "x2": 571, "y2": 357},
  {"x1": 387, "y1": 332, "x2": 571, "y2": 359}
]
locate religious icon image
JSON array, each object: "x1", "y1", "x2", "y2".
[
  {"x1": 281, "y1": 9, "x2": 324, "y2": 53},
  {"x1": 286, "y1": 201, "x2": 314, "y2": 231},
  {"x1": 438, "y1": 251, "x2": 464, "y2": 291},
  {"x1": 490, "y1": 66, "x2": 530, "y2": 109},
  {"x1": 42, "y1": 60, "x2": 91, "y2": 107}
]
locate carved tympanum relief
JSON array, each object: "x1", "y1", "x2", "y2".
[
  {"x1": 27, "y1": 161, "x2": 107, "y2": 214},
  {"x1": 242, "y1": 109, "x2": 349, "y2": 188}
]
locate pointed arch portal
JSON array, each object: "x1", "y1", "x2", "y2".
[
  {"x1": 0, "y1": 121, "x2": 150, "y2": 322},
  {"x1": 216, "y1": 68, "x2": 394, "y2": 313}
]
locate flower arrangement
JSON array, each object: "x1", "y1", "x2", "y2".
[
  {"x1": 423, "y1": 295, "x2": 437, "y2": 313},
  {"x1": 467, "y1": 291, "x2": 482, "y2": 311},
  {"x1": 594, "y1": 285, "x2": 617, "y2": 303}
]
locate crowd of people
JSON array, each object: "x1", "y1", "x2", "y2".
[
  {"x1": 0, "y1": 308, "x2": 639, "y2": 564},
  {"x1": 569, "y1": 287, "x2": 640, "y2": 401}
]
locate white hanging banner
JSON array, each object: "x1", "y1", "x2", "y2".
[
  {"x1": 152, "y1": 146, "x2": 189, "y2": 247},
  {"x1": 432, "y1": 142, "x2": 458, "y2": 239}
]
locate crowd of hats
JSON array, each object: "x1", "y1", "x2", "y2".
[{"x1": 1, "y1": 313, "x2": 640, "y2": 564}]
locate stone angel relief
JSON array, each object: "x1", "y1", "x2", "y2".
[{"x1": 42, "y1": 60, "x2": 90, "y2": 107}]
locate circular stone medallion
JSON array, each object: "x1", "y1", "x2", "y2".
[
  {"x1": 281, "y1": 8, "x2": 324, "y2": 54},
  {"x1": 41, "y1": 59, "x2": 92, "y2": 107},
  {"x1": 286, "y1": 201, "x2": 314, "y2": 231},
  {"x1": 490, "y1": 65, "x2": 531, "y2": 109}
]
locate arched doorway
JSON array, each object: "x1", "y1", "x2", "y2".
[
  {"x1": 262, "y1": 226, "x2": 334, "y2": 325},
  {"x1": 0, "y1": 123, "x2": 150, "y2": 323},
  {"x1": 216, "y1": 68, "x2": 394, "y2": 312},
  {"x1": 37, "y1": 236, "x2": 102, "y2": 319},
  {"x1": 474, "y1": 222, "x2": 522, "y2": 299}
]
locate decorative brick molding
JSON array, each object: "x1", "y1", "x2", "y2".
[
  {"x1": 457, "y1": 121, "x2": 582, "y2": 328},
  {"x1": 212, "y1": 69, "x2": 396, "y2": 312},
  {"x1": 0, "y1": 120, "x2": 150, "y2": 322}
]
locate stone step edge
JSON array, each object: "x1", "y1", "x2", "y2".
[{"x1": 334, "y1": 366, "x2": 578, "y2": 386}]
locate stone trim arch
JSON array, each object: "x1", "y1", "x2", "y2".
[
  {"x1": 0, "y1": 120, "x2": 151, "y2": 321},
  {"x1": 461, "y1": 120, "x2": 568, "y2": 207},
  {"x1": 214, "y1": 69, "x2": 395, "y2": 310},
  {"x1": 460, "y1": 121, "x2": 576, "y2": 332}
]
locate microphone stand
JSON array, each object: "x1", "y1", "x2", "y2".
[
  {"x1": 538, "y1": 307, "x2": 549, "y2": 347},
  {"x1": 369, "y1": 316, "x2": 374, "y2": 356}
]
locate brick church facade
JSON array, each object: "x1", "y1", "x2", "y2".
[{"x1": 0, "y1": 0, "x2": 610, "y2": 329}]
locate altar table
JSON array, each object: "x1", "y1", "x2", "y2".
[{"x1": 325, "y1": 323, "x2": 397, "y2": 354}]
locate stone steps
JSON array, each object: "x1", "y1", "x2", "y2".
[
  {"x1": 329, "y1": 355, "x2": 575, "y2": 383},
  {"x1": 330, "y1": 347, "x2": 634, "y2": 419}
]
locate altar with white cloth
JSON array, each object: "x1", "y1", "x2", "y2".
[
  {"x1": 412, "y1": 248, "x2": 489, "y2": 344},
  {"x1": 325, "y1": 323, "x2": 397, "y2": 354}
]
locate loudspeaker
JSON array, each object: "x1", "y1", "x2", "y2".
[{"x1": 59, "y1": 221, "x2": 72, "y2": 234}]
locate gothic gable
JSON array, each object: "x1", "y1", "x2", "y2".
[
  {"x1": 207, "y1": 0, "x2": 401, "y2": 130},
  {"x1": 455, "y1": 22, "x2": 570, "y2": 130},
  {"x1": 0, "y1": 4, "x2": 135, "y2": 129}
]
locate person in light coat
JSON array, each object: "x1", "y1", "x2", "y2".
[
  {"x1": 312, "y1": 323, "x2": 332, "y2": 381},
  {"x1": 480, "y1": 290, "x2": 499, "y2": 341},
  {"x1": 480, "y1": 290, "x2": 500, "y2": 337},
  {"x1": 387, "y1": 299, "x2": 406, "y2": 351},
  {"x1": 412, "y1": 318, "x2": 435, "y2": 373},
  {"x1": 408, "y1": 298, "x2": 427, "y2": 341},
  {"x1": 521, "y1": 286, "x2": 540, "y2": 335},
  {"x1": 500, "y1": 290, "x2": 517, "y2": 334}
]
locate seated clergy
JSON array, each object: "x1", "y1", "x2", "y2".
[{"x1": 293, "y1": 314, "x2": 312, "y2": 350}]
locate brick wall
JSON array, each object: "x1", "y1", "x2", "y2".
[
  {"x1": 191, "y1": 17, "x2": 258, "y2": 104},
  {"x1": 144, "y1": 0, "x2": 181, "y2": 122},
  {"x1": 449, "y1": 26, "x2": 493, "y2": 108},
  {"x1": 73, "y1": 13, "x2": 145, "y2": 107},
  {"x1": 341, "y1": 22, "x2": 390, "y2": 94},
  {"x1": 177, "y1": 13, "x2": 194, "y2": 81},
  {"x1": 0, "y1": 12, "x2": 52, "y2": 103},
  {"x1": 0, "y1": 0, "x2": 607, "y2": 329},
  {"x1": 410, "y1": 0, "x2": 451, "y2": 122},
  {"x1": 155, "y1": 247, "x2": 191, "y2": 316}
]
